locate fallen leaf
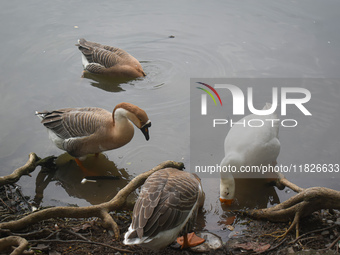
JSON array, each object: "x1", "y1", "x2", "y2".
[
  {"x1": 36, "y1": 244, "x2": 49, "y2": 250},
  {"x1": 235, "y1": 242, "x2": 271, "y2": 253},
  {"x1": 72, "y1": 223, "x2": 91, "y2": 233},
  {"x1": 221, "y1": 215, "x2": 236, "y2": 225},
  {"x1": 49, "y1": 251, "x2": 61, "y2": 255}
]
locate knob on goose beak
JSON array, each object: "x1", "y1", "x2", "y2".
[{"x1": 219, "y1": 198, "x2": 234, "y2": 205}]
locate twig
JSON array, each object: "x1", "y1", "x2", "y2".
[
  {"x1": 11, "y1": 184, "x2": 33, "y2": 211},
  {"x1": 10, "y1": 229, "x2": 53, "y2": 239},
  {"x1": 28, "y1": 239, "x2": 133, "y2": 253},
  {"x1": 0, "y1": 197, "x2": 15, "y2": 213},
  {"x1": 319, "y1": 235, "x2": 340, "y2": 251},
  {"x1": 298, "y1": 235, "x2": 322, "y2": 244},
  {"x1": 43, "y1": 229, "x2": 61, "y2": 240},
  {"x1": 61, "y1": 228, "x2": 90, "y2": 241},
  {"x1": 4, "y1": 185, "x2": 13, "y2": 202},
  {"x1": 289, "y1": 224, "x2": 337, "y2": 244}
]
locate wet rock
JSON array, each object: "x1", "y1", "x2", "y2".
[
  {"x1": 228, "y1": 240, "x2": 270, "y2": 253},
  {"x1": 321, "y1": 230, "x2": 329, "y2": 235},
  {"x1": 287, "y1": 247, "x2": 295, "y2": 254},
  {"x1": 228, "y1": 230, "x2": 240, "y2": 238},
  {"x1": 248, "y1": 222, "x2": 255, "y2": 228},
  {"x1": 190, "y1": 231, "x2": 223, "y2": 252},
  {"x1": 335, "y1": 218, "x2": 340, "y2": 225}
]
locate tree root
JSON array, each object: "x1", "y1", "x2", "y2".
[
  {"x1": 0, "y1": 158, "x2": 184, "y2": 240},
  {"x1": 275, "y1": 172, "x2": 304, "y2": 193},
  {"x1": 0, "y1": 236, "x2": 33, "y2": 255},
  {"x1": 0, "y1": 153, "x2": 39, "y2": 186},
  {"x1": 244, "y1": 173, "x2": 340, "y2": 238},
  {"x1": 0, "y1": 153, "x2": 56, "y2": 187}
]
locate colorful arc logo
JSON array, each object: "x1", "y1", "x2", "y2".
[{"x1": 196, "y1": 82, "x2": 222, "y2": 115}]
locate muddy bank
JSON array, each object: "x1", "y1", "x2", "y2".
[{"x1": 1, "y1": 184, "x2": 339, "y2": 254}]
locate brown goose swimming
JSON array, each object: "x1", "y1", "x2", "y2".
[
  {"x1": 36, "y1": 102, "x2": 151, "y2": 167},
  {"x1": 76, "y1": 38, "x2": 146, "y2": 78},
  {"x1": 124, "y1": 168, "x2": 205, "y2": 250}
]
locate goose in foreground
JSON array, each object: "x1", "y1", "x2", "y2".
[
  {"x1": 76, "y1": 38, "x2": 146, "y2": 78},
  {"x1": 124, "y1": 168, "x2": 205, "y2": 250},
  {"x1": 36, "y1": 103, "x2": 151, "y2": 171},
  {"x1": 220, "y1": 103, "x2": 280, "y2": 205}
]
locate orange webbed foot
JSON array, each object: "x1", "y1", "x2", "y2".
[
  {"x1": 177, "y1": 232, "x2": 205, "y2": 249},
  {"x1": 74, "y1": 158, "x2": 95, "y2": 177}
]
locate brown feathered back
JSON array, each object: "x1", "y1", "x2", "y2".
[
  {"x1": 76, "y1": 38, "x2": 146, "y2": 78},
  {"x1": 129, "y1": 168, "x2": 203, "y2": 239}
]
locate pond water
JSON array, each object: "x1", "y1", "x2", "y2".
[{"x1": 1, "y1": 0, "x2": 339, "y2": 243}]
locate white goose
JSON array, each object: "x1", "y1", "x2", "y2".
[
  {"x1": 220, "y1": 103, "x2": 280, "y2": 205},
  {"x1": 76, "y1": 38, "x2": 146, "y2": 78},
  {"x1": 36, "y1": 102, "x2": 151, "y2": 170},
  {"x1": 124, "y1": 168, "x2": 205, "y2": 250}
]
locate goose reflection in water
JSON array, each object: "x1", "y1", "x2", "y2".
[
  {"x1": 33, "y1": 153, "x2": 131, "y2": 207},
  {"x1": 82, "y1": 71, "x2": 129, "y2": 93},
  {"x1": 219, "y1": 178, "x2": 281, "y2": 211}
]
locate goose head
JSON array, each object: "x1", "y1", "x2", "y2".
[
  {"x1": 220, "y1": 176, "x2": 235, "y2": 205},
  {"x1": 113, "y1": 102, "x2": 151, "y2": 140},
  {"x1": 219, "y1": 156, "x2": 236, "y2": 205}
]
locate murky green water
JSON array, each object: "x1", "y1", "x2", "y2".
[{"x1": 1, "y1": 0, "x2": 339, "y2": 243}]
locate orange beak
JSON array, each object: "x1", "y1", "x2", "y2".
[{"x1": 219, "y1": 198, "x2": 234, "y2": 205}]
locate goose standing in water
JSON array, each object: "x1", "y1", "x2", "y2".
[
  {"x1": 124, "y1": 168, "x2": 205, "y2": 250},
  {"x1": 36, "y1": 102, "x2": 151, "y2": 173},
  {"x1": 76, "y1": 38, "x2": 146, "y2": 78},
  {"x1": 220, "y1": 103, "x2": 280, "y2": 205}
]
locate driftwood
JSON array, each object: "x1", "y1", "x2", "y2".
[{"x1": 245, "y1": 173, "x2": 340, "y2": 238}]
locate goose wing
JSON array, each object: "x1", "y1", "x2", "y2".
[
  {"x1": 36, "y1": 107, "x2": 110, "y2": 140},
  {"x1": 130, "y1": 169, "x2": 200, "y2": 239},
  {"x1": 76, "y1": 38, "x2": 129, "y2": 70}
]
